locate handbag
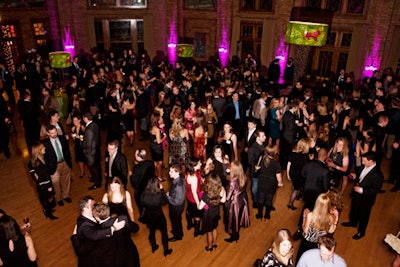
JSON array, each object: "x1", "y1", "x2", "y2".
[{"x1": 384, "y1": 231, "x2": 400, "y2": 254}]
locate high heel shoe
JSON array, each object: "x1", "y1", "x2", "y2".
[
  {"x1": 151, "y1": 244, "x2": 159, "y2": 253},
  {"x1": 224, "y1": 236, "x2": 238, "y2": 243},
  {"x1": 287, "y1": 205, "x2": 297, "y2": 210},
  {"x1": 163, "y1": 248, "x2": 173, "y2": 257},
  {"x1": 43, "y1": 210, "x2": 58, "y2": 220},
  {"x1": 205, "y1": 246, "x2": 213, "y2": 252},
  {"x1": 212, "y1": 244, "x2": 217, "y2": 250}
]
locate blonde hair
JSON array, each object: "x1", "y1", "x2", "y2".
[
  {"x1": 332, "y1": 137, "x2": 349, "y2": 156},
  {"x1": 228, "y1": 161, "x2": 247, "y2": 188},
  {"x1": 310, "y1": 193, "x2": 333, "y2": 231},
  {"x1": 31, "y1": 143, "x2": 45, "y2": 166},
  {"x1": 293, "y1": 138, "x2": 310, "y2": 154},
  {"x1": 271, "y1": 229, "x2": 293, "y2": 262}
]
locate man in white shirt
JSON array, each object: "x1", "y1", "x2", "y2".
[{"x1": 297, "y1": 234, "x2": 347, "y2": 267}]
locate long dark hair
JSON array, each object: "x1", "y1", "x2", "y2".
[{"x1": 0, "y1": 215, "x2": 22, "y2": 242}]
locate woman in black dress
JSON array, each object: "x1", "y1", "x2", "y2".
[
  {"x1": 149, "y1": 113, "x2": 168, "y2": 180},
  {"x1": 71, "y1": 113, "x2": 86, "y2": 178},
  {"x1": 140, "y1": 177, "x2": 172, "y2": 257},
  {"x1": 121, "y1": 90, "x2": 136, "y2": 146},
  {"x1": 28, "y1": 143, "x2": 57, "y2": 220},
  {"x1": 102, "y1": 177, "x2": 138, "y2": 233},
  {"x1": 286, "y1": 138, "x2": 312, "y2": 210},
  {"x1": 204, "y1": 145, "x2": 230, "y2": 187},
  {"x1": 0, "y1": 215, "x2": 37, "y2": 267},
  {"x1": 256, "y1": 145, "x2": 283, "y2": 220},
  {"x1": 197, "y1": 173, "x2": 226, "y2": 251}
]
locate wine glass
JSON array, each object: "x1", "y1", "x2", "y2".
[{"x1": 23, "y1": 217, "x2": 31, "y2": 233}]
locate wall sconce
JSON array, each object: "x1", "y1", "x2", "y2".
[{"x1": 168, "y1": 43, "x2": 176, "y2": 48}]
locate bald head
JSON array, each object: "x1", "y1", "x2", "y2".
[{"x1": 318, "y1": 148, "x2": 328, "y2": 162}]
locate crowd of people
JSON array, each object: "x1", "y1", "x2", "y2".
[{"x1": 0, "y1": 48, "x2": 400, "y2": 266}]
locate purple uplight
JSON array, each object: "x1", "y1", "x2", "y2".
[
  {"x1": 62, "y1": 27, "x2": 75, "y2": 58},
  {"x1": 218, "y1": 29, "x2": 229, "y2": 67},
  {"x1": 363, "y1": 30, "x2": 381, "y2": 77},
  {"x1": 168, "y1": 8, "x2": 178, "y2": 68},
  {"x1": 275, "y1": 36, "x2": 288, "y2": 84}
]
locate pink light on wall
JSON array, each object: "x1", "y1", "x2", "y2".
[
  {"x1": 167, "y1": 5, "x2": 178, "y2": 68},
  {"x1": 362, "y1": 30, "x2": 382, "y2": 78},
  {"x1": 62, "y1": 27, "x2": 75, "y2": 59},
  {"x1": 218, "y1": 28, "x2": 229, "y2": 67},
  {"x1": 275, "y1": 37, "x2": 289, "y2": 84}
]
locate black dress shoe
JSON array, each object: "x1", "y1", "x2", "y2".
[
  {"x1": 390, "y1": 186, "x2": 400, "y2": 192},
  {"x1": 378, "y1": 189, "x2": 386, "y2": 193},
  {"x1": 64, "y1": 197, "x2": 72, "y2": 203},
  {"x1": 163, "y1": 248, "x2": 173, "y2": 257},
  {"x1": 57, "y1": 200, "x2": 64, "y2": 206},
  {"x1": 270, "y1": 206, "x2": 276, "y2": 211},
  {"x1": 341, "y1": 222, "x2": 357, "y2": 228},
  {"x1": 88, "y1": 184, "x2": 100, "y2": 190},
  {"x1": 168, "y1": 237, "x2": 182, "y2": 242},
  {"x1": 352, "y1": 232, "x2": 364, "y2": 240}
]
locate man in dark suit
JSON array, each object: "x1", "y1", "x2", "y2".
[
  {"x1": 92, "y1": 202, "x2": 140, "y2": 267},
  {"x1": 341, "y1": 152, "x2": 384, "y2": 239},
  {"x1": 18, "y1": 91, "x2": 40, "y2": 150},
  {"x1": 105, "y1": 140, "x2": 128, "y2": 187},
  {"x1": 302, "y1": 148, "x2": 330, "y2": 211},
  {"x1": 130, "y1": 149, "x2": 155, "y2": 214},
  {"x1": 280, "y1": 101, "x2": 299, "y2": 169},
  {"x1": 224, "y1": 92, "x2": 246, "y2": 140},
  {"x1": 248, "y1": 129, "x2": 267, "y2": 208},
  {"x1": 71, "y1": 196, "x2": 126, "y2": 267},
  {"x1": 83, "y1": 112, "x2": 102, "y2": 190},
  {"x1": 241, "y1": 119, "x2": 257, "y2": 174},
  {"x1": 43, "y1": 124, "x2": 72, "y2": 206}
]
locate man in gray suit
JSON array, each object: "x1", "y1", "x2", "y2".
[{"x1": 83, "y1": 112, "x2": 102, "y2": 190}]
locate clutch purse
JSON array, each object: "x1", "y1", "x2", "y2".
[{"x1": 384, "y1": 231, "x2": 400, "y2": 254}]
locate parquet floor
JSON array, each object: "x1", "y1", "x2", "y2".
[{"x1": 0, "y1": 117, "x2": 399, "y2": 266}]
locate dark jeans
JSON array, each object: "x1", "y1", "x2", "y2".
[{"x1": 169, "y1": 203, "x2": 184, "y2": 239}]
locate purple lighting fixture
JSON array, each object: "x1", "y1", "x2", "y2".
[{"x1": 62, "y1": 27, "x2": 75, "y2": 58}]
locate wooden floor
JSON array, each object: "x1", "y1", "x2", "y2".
[{"x1": 0, "y1": 118, "x2": 399, "y2": 267}]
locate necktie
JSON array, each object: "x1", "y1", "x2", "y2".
[
  {"x1": 54, "y1": 139, "x2": 63, "y2": 162},
  {"x1": 109, "y1": 154, "x2": 115, "y2": 177}
]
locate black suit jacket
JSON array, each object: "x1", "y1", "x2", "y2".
[
  {"x1": 353, "y1": 165, "x2": 384, "y2": 206},
  {"x1": 84, "y1": 121, "x2": 100, "y2": 166},
  {"x1": 224, "y1": 100, "x2": 245, "y2": 123},
  {"x1": 43, "y1": 135, "x2": 72, "y2": 175},
  {"x1": 105, "y1": 151, "x2": 128, "y2": 185},
  {"x1": 131, "y1": 160, "x2": 155, "y2": 194},
  {"x1": 71, "y1": 215, "x2": 113, "y2": 267}
]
